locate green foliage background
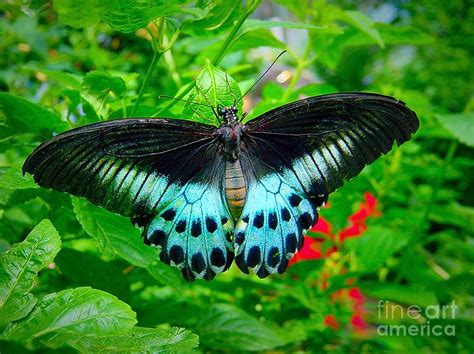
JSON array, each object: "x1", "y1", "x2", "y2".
[{"x1": 0, "y1": 0, "x2": 473, "y2": 352}]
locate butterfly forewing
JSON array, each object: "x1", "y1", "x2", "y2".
[{"x1": 245, "y1": 93, "x2": 419, "y2": 195}]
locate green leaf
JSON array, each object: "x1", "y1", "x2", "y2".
[
  {"x1": 182, "y1": 0, "x2": 243, "y2": 36},
  {"x1": 429, "y1": 201, "x2": 474, "y2": 231},
  {"x1": 0, "y1": 93, "x2": 68, "y2": 138},
  {"x1": 345, "y1": 226, "x2": 410, "y2": 272},
  {"x1": 436, "y1": 112, "x2": 474, "y2": 147},
  {"x1": 53, "y1": 0, "x2": 101, "y2": 28},
  {"x1": 183, "y1": 61, "x2": 242, "y2": 126},
  {"x1": 72, "y1": 198, "x2": 184, "y2": 291},
  {"x1": 99, "y1": 0, "x2": 190, "y2": 33},
  {"x1": 2, "y1": 287, "x2": 137, "y2": 345},
  {"x1": 53, "y1": 0, "x2": 191, "y2": 33},
  {"x1": 340, "y1": 10, "x2": 384, "y2": 48},
  {"x1": 231, "y1": 29, "x2": 286, "y2": 51},
  {"x1": 0, "y1": 165, "x2": 37, "y2": 190},
  {"x1": 0, "y1": 220, "x2": 61, "y2": 326},
  {"x1": 55, "y1": 248, "x2": 131, "y2": 300},
  {"x1": 81, "y1": 71, "x2": 126, "y2": 116},
  {"x1": 361, "y1": 282, "x2": 438, "y2": 307},
  {"x1": 64, "y1": 326, "x2": 199, "y2": 352},
  {"x1": 34, "y1": 69, "x2": 82, "y2": 91},
  {"x1": 71, "y1": 197, "x2": 157, "y2": 267},
  {"x1": 197, "y1": 304, "x2": 283, "y2": 351}
]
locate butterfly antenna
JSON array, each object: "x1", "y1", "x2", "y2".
[
  {"x1": 236, "y1": 50, "x2": 287, "y2": 105},
  {"x1": 195, "y1": 84, "x2": 222, "y2": 123}
]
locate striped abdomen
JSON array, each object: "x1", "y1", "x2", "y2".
[{"x1": 225, "y1": 160, "x2": 246, "y2": 220}]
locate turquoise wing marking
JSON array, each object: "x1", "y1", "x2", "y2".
[
  {"x1": 144, "y1": 172, "x2": 234, "y2": 281},
  {"x1": 234, "y1": 164, "x2": 320, "y2": 278}
]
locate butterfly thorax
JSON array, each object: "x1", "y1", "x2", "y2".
[{"x1": 216, "y1": 106, "x2": 247, "y2": 219}]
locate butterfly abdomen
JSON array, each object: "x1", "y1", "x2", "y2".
[{"x1": 225, "y1": 160, "x2": 246, "y2": 220}]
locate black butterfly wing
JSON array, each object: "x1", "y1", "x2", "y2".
[
  {"x1": 233, "y1": 93, "x2": 419, "y2": 277},
  {"x1": 23, "y1": 118, "x2": 235, "y2": 280},
  {"x1": 244, "y1": 92, "x2": 419, "y2": 197}
]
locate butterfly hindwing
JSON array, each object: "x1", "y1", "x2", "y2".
[
  {"x1": 234, "y1": 157, "x2": 321, "y2": 277},
  {"x1": 144, "y1": 167, "x2": 234, "y2": 281}
]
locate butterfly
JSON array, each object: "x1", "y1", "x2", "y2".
[{"x1": 23, "y1": 69, "x2": 419, "y2": 282}]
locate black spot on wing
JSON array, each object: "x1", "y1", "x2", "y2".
[
  {"x1": 267, "y1": 247, "x2": 280, "y2": 268},
  {"x1": 205, "y1": 216, "x2": 218, "y2": 233},
  {"x1": 191, "y1": 220, "x2": 202, "y2": 237},
  {"x1": 246, "y1": 246, "x2": 261, "y2": 268},
  {"x1": 268, "y1": 211, "x2": 278, "y2": 230},
  {"x1": 281, "y1": 207, "x2": 291, "y2": 221},
  {"x1": 286, "y1": 233, "x2": 297, "y2": 254},
  {"x1": 169, "y1": 245, "x2": 184, "y2": 264},
  {"x1": 149, "y1": 229, "x2": 166, "y2": 246},
  {"x1": 256, "y1": 266, "x2": 269, "y2": 279},
  {"x1": 253, "y1": 212, "x2": 264, "y2": 229},
  {"x1": 191, "y1": 253, "x2": 206, "y2": 273},
  {"x1": 175, "y1": 220, "x2": 186, "y2": 233},
  {"x1": 289, "y1": 194, "x2": 302, "y2": 207},
  {"x1": 161, "y1": 208, "x2": 176, "y2": 221},
  {"x1": 299, "y1": 212, "x2": 313, "y2": 230},
  {"x1": 210, "y1": 248, "x2": 226, "y2": 268}
]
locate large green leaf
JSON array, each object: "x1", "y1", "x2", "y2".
[
  {"x1": 81, "y1": 71, "x2": 126, "y2": 117},
  {"x1": 71, "y1": 197, "x2": 157, "y2": 267},
  {"x1": 2, "y1": 287, "x2": 137, "y2": 345},
  {"x1": 197, "y1": 304, "x2": 283, "y2": 351},
  {"x1": 429, "y1": 201, "x2": 474, "y2": 232},
  {"x1": 71, "y1": 198, "x2": 184, "y2": 290},
  {"x1": 64, "y1": 327, "x2": 199, "y2": 352},
  {"x1": 340, "y1": 10, "x2": 384, "y2": 48},
  {"x1": 0, "y1": 93, "x2": 68, "y2": 138},
  {"x1": 182, "y1": 0, "x2": 243, "y2": 36},
  {"x1": 0, "y1": 219, "x2": 60, "y2": 326},
  {"x1": 55, "y1": 248, "x2": 132, "y2": 300},
  {"x1": 54, "y1": 0, "x2": 191, "y2": 33},
  {"x1": 53, "y1": 0, "x2": 101, "y2": 28},
  {"x1": 436, "y1": 112, "x2": 474, "y2": 147},
  {"x1": 361, "y1": 282, "x2": 438, "y2": 307},
  {"x1": 183, "y1": 60, "x2": 242, "y2": 126},
  {"x1": 0, "y1": 165, "x2": 37, "y2": 190},
  {"x1": 345, "y1": 226, "x2": 411, "y2": 272}
]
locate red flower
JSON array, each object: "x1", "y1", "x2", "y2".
[
  {"x1": 292, "y1": 192, "x2": 381, "y2": 264},
  {"x1": 288, "y1": 236, "x2": 324, "y2": 265},
  {"x1": 324, "y1": 314, "x2": 339, "y2": 330},
  {"x1": 289, "y1": 193, "x2": 379, "y2": 334}
]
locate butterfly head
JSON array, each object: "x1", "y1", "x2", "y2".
[{"x1": 217, "y1": 104, "x2": 239, "y2": 126}]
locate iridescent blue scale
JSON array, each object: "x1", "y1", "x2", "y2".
[{"x1": 23, "y1": 93, "x2": 419, "y2": 281}]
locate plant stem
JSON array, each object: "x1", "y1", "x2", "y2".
[
  {"x1": 153, "y1": 0, "x2": 261, "y2": 116},
  {"x1": 131, "y1": 50, "x2": 162, "y2": 117},
  {"x1": 131, "y1": 19, "x2": 164, "y2": 117},
  {"x1": 212, "y1": 0, "x2": 262, "y2": 65}
]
